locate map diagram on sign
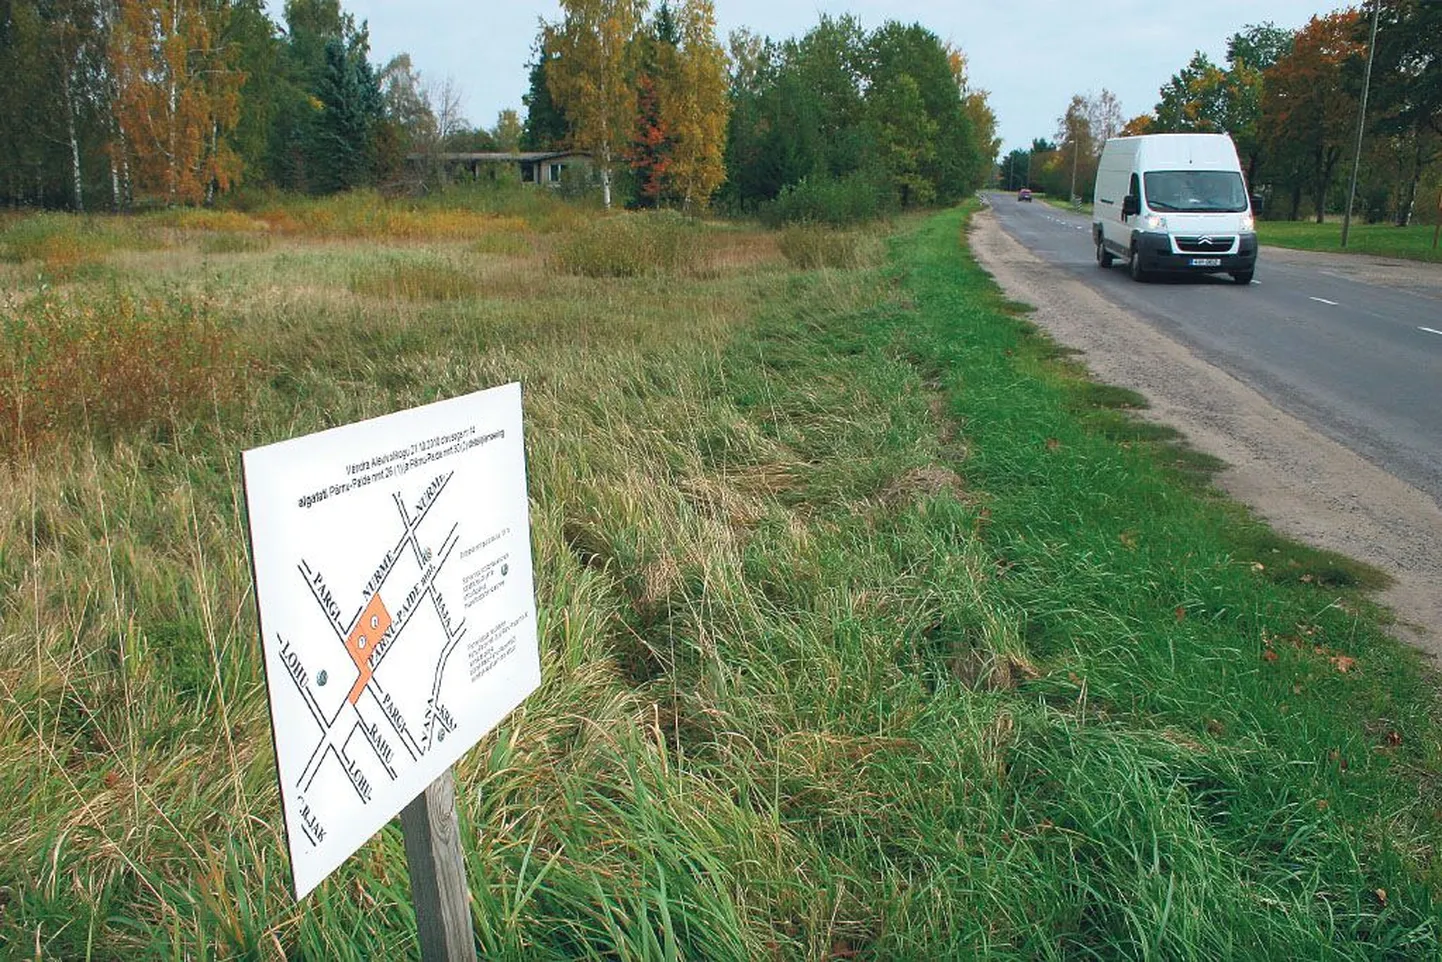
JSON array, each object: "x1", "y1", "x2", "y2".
[{"x1": 243, "y1": 384, "x2": 539, "y2": 900}]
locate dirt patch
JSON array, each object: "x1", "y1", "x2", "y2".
[{"x1": 968, "y1": 208, "x2": 1442, "y2": 659}]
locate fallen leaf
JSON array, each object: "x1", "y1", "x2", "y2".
[
  {"x1": 1174, "y1": 606, "x2": 1186, "y2": 622},
  {"x1": 1316, "y1": 799, "x2": 1329, "y2": 811},
  {"x1": 1045, "y1": 437, "x2": 1061, "y2": 451},
  {"x1": 1119, "y1": 531, "x2": 1137, "y2": 550},
  {"x1": 1262, "y1": 650, "x2": 1279, "y2": 663},
  {"x1": 1330, "y1": 655, "x2": 1357, "y2": 674},
  {"x1": 1386, "y1": 731, "x2": 1403, "y2": 747},
  {"x1": 1375, "y1": 888, "x2": 1388, "y2": 907},
  {"x1": 1300, "y1": 574, "x2": 1315, "y2": 584},
  {"x1": 1251, "y1": 562, "x2": 1266, "y2": 572}
]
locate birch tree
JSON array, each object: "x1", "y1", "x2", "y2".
[
  {"x1": 660, "y1": 0, "x2": 728, "y2": 209},
  {"x1": 544, "y1": 0, "x2": 647, "y2": 208},
  {"x1": 110, "y1": 0, "x2": 244, "y2": 205}
]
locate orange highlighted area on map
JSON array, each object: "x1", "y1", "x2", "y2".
[{"x1": 346, "y1": 594, "x2": 393, "y2": 704}]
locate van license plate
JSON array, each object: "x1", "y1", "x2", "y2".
[{"x1": 1189, "y1": 257, "x2": 1222, "y2": 267}]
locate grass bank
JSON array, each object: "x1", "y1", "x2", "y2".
[
  {"x1": 0, "y1": 195, "x2": 1439, "y2": 958},
  {"x1": 1258, "y1": 220, "x2": 1442, "y2": 263}
]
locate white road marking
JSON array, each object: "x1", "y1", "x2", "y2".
[
  {"x1": 1420, "y1": 327, "x2": 1442, "y2": 337},
  {"x1": 1309, "y1": 296, "x2": 1339, "y2": 306}
]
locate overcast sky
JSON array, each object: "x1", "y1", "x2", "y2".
[{"x1": 267, "y1": 1, "x2": 1340, "y2": 154}]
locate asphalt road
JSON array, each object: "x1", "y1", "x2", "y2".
[{"x1": 984, "y1": 192, "x2": 1442, "y2": 504}]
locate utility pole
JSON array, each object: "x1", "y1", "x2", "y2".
[
  {"x1": 1069, "y1": 134, "x2": 1080, "y2": 210},
  {"x1": 1341, "y1": 0, "x2": 1380, "y2": 248}
]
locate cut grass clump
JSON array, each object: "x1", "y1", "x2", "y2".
[
  {"x1": 0, "y1": 288, "x2": 246, "y2": 450},
  {"x1": 549, "y1": 211, "x2": 701, "y2": 277},
  {"x1": 350, "y1": 259, "x2": 479, "y2": 301},
  {"x1": 776, "y1": 226, "x2": 877, "y2": 270}
]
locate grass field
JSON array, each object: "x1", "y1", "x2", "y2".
[
  {"x1": 1, "y1": 189, "x2": 1440, "y2": 959},
  {"x1": 1258, "y1": 219, "x2": 1442, "y2": 263}
]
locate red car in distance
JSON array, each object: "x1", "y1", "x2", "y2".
[{"x1": 1017, "y1": 188, "x2": 1033, "y2": 202}]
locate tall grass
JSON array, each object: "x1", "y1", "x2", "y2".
[
  {"x1": 548, "y1": 211, "x2": 702, "y2": 277},
  {"x1": 0, "y1": 198, "x2": 1438, "y2": 958}
]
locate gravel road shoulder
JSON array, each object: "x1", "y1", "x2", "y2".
[{"x1": 968, "y1": 206, "x2": 1442, "y2": 659}]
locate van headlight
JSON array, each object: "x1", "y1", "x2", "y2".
[
  {"x1": 1240, "y1": 212, "x2": 1255, "y2": 231},
  {"x1": 1144, "y1": 214, "x2": 1168, "y2": 231}
]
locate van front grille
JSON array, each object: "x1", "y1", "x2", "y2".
[{"x1": 1175, "y1": 236, "x2": 1236, "y2": 254}]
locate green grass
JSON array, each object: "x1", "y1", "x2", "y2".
[
  {"x1": 1259, "y1": 220, "x2": 1442, "y2": 263},
  {"x1": 0, "y1": 196, "x2": 1439, "y2": 958}
]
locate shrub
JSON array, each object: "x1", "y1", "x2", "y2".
[
  {"x1": 760, "y1": 173, "x2": 895, "y2": 228},
  {"x1": 0, "y1": 289, "x2": 247, "y2": 451},
  {"x1": 549, "y1": 211, "x2": 701, "y2": 278}
]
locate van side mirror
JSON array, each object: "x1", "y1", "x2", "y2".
[{"x1": 1122, "y1": 195, "x2": 1139, "y2": 217}]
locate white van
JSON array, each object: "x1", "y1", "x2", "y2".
[{"x1": 1092, "y1": 133, "x2": 1257, "y2": 284}]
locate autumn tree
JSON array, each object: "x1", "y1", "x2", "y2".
[
  {"x1": 544, "y1": 0, "x2": 647, "y2": 208},
  {"x1": 110, "y1": 0, "x2": 245, "y2": 205},
  {"x1": 658, "y1": 0, "x2": 729, "y2": 209},
  {"x1": 1119, "y1": 114, "x2": 1154, "y2": 137},
  {"x1": 628, "y1": 3, "x2": 678, "y2": 206},
  {"x1": 1260, "y1": 11, "x2": 1361, "y2": 221}
]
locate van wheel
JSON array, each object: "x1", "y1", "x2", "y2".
[
  {"x1": 1096, "y1": 239, "x2": 1114, "y2": 268},
  {"x1": 1231, "y1": 270, "x2": 1254, "y2": 285},
  {"x1": 1128, "y1": 246, "x2": 1148, "y2": 282}
]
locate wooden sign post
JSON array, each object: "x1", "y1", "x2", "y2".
[
  {"x1": 401, "y1": 769, "x2": 476, "y2": 962},
  {"x1": 242, "y1": 383, "x2": 540, "y2": 951}
]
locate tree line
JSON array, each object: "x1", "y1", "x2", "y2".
[
  {"x1": 0, "y1": 0, "x2": 998, "y2": 217},
  {"x1": 1002, "y1": 6, "x2": 1442, "y2": 224},
  {"x1": 0, "y1": 0, "x2": 428, "y2": 209}
]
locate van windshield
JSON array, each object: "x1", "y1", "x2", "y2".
[{"x1": 1143, "y1": 170, "x2": 1248, "y2": 213}]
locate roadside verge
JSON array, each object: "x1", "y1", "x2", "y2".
[{"x1": 968, "y1": 203, "x2": 1442, "y2": 659}]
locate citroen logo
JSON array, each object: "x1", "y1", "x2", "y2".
[{"x1": 1198, "y1": 235, "x2": 1215, "y2": 245}]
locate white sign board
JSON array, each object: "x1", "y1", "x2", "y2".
[{"x1": 242, "y1": 383, "x2": 540, "y2": 900}]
